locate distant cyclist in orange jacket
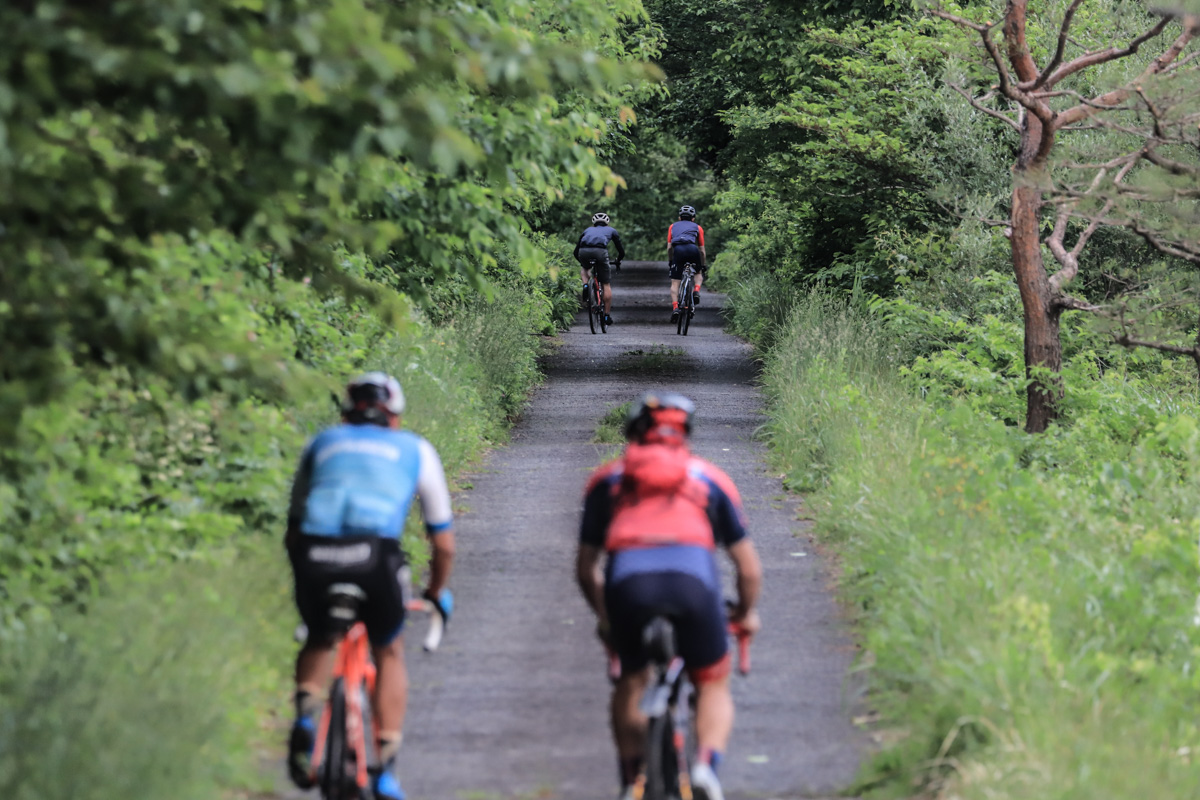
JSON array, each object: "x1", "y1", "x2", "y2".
[
  {"x1": 667, "y1": 205, "x2": 707, "y2": 323},
  {"x1": 576, "y1": 392, "x2": 763, "y2": 800}
]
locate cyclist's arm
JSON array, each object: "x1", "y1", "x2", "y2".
[
  {"x1": 577, "y1": 474, "x2": 614, "y2": 625},
  {"x1": 727, "y1": 539, "x2": 762, "y2": 632},
  {"x1": 417, "y1": 438, "x2": 456, "y2": 595},
  {"x1": 611, "y1": 231, "x2": 626, "y2": 262},
  {"x1": 285, "y1": 442, "x2": 316, "y2": 549},
  {"x1": 698, "y1": 225, "x2": 708, "y2": 269},
  {"x1": 575, "y1": 544, "x2": 607, "y2": 627},
  {"x1": 573, "y1": 236, "x2": 583, "y2": 260}
]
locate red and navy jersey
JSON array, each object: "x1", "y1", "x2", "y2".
[
  {"x1": 667, "y1": 220, "x2": 705, "y2": 247},
  {"x1": 579, "y1": 442, "x2": 747, "y2": 553}
]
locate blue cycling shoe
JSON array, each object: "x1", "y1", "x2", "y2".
[
  {"x1": 287, "y1": 715, "x2": 316, "y2": 789},
  {"x1": 373, "y1": 765, "x2": 405, "y2": 800}
]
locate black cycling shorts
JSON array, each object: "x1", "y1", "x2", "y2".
[
  {"x1": 604, "y1": 570, "x2": 728, "y2": 675},
  {"x1": 289, "y1": 534, "x2": 410, "y2": 647},
  {"x1": 669, "y1": 243, "x2": 703, "y2": 280},
  {"x1": 577, "y1": 246, "x2": 612, "y2": 284}
]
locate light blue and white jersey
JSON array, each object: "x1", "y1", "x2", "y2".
[{"x1": 289, "y1": 424, "x2": 454, "y2": 539}]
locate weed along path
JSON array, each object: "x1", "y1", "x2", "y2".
[{"x1": 274, "y1": 261, "x2": 864, "y2": 799}]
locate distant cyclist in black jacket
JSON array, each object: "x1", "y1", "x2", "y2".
[{"x1": 574, "y1": 212, "x2": 626, "y2": 326}]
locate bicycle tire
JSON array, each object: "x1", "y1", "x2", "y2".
[
  {"x1": 676, "y1": 275, "x2": 692, "y2": 336},
  {"x1": 595, "y1": 281, "x2": 608, "y2": 334},
  {"x1": 320, "y1": 678, "x2": 348, "y2": 800},
  {"x1": 644, "y1": 712, "x2": 680, "y2": 800},
  {"x1": 587, "y1": 284, "x2": 597, "y2": 334}
]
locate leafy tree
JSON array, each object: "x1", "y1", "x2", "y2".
[
  {"x1": 932, "y1": 0, "x2": 1200, "y2": 432},
  {"x1": 0, "y1": 0, "x2": 657, "y2": 435}
]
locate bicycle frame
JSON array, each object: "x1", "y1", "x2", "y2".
[
  {"x1": 310, "y1": 622, "x2": 376, "y2": 793},
  {"x1": 631, "y1": 619, "x2": 751, "y2": 800},
  {"x1": 305, "y1": 599, "x2": 445, "y2": 797}
]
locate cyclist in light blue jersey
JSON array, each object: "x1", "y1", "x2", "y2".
[{"x1": 286, "y1": 372, "x2": 456, "y2": 800}]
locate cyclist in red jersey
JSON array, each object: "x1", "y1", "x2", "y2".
[
  {"x1": 576, "y1": 392, "x2": 763, "y2": 800},
  {"x1": 667, "y1": 205, "x2": 708, "y2": 323}
]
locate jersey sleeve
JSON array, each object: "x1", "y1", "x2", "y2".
[
  {"x1": 667, "y1": 223, "x2": 674, "y2": 245},
  {"x1": 416, "y1": 437, "x2": 454, "y2": 534},
  {"x1": 697, "y1": 225, "x2": 706, "y2": 247},
  {"x1": 579, "y1": 467, "x2": 617, "y2": 547},
  {"x1": 700, "y1": 462, "x2": 747, "y2": 547},
  {"x1": 287, "y1": 438, "x2": 317, "y2": 525}
]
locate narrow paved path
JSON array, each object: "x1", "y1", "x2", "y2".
[{"x1": 279, "y1": 261, "x2": 865, "y2": 799}]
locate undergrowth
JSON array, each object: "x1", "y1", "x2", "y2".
[{"x1": 760, "y1": 293, "x2": 1200, "y2": 798}]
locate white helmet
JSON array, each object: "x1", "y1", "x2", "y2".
[
  {"x1": 342, "y1": 372, "x2": 405, "y2": 424},
  {"x1": 592, "y1": 212, "x2": 610, "y2": 225}
]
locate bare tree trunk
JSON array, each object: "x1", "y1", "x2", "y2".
[{"x1": 1011, "y1": 171, "x2": 1061, "y2": 433}]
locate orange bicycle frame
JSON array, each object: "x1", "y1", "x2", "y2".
[{"x1": 309, "y1": 622, "x2": 377, "y2": 790}]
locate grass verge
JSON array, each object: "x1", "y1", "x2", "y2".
[{"x1": 760, "y1": 294, "x2": 1200, "y2": 799}]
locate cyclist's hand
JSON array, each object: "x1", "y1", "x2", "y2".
[
  {"x1": 614, "y1": 261, "x2": 622, "y2": 272},
  {"x1": 730, "y1": 607, "x2": 761, "y2": 640},
  {"x1": 423, "y1": 587, "x2": 454, "y2": 623}
]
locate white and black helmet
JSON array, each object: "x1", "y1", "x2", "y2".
[
  {"x1": 342, "y1": 371, "x2": 405, "y2": 424},
  {"x1": 678, "y1": 205, "x2": 697, "y2": 220},
  {"x1": 591, "y1": 212, "x2": 610, "y2": 225}
]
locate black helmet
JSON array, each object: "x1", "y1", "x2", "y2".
[
  {"x1": 678, "y1": 205, "x2": 697, "y2": 220},
  {"x1": 624, "y1": 391, "x2": 695, "y2": 441},
  {"x1": 341, "y1": 372, "x2": 405, "y2": 426},
  {"x1": 592, "y1": 212, "x2": 610, "y2": 225}
]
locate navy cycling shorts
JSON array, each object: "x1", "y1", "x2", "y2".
[
  {"x1": 604, "y1": 570, "x2": 728, "y2": 675},
  {"x1": 669, "y1": 243, "x2": 703, "y2": 280},
  {"x1": 289, "y1": 534, "x2": 409, "y2": 647}
]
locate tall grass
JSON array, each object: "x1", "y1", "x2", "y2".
[
  {"x1": 762, "y1": 294, "x2": 1200, "y2": 798},
  {"x1": 0, "y1": 542, "x2": 292, "y2": 800}
]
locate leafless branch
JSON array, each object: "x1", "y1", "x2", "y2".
[
  {"x1": 1130, "y1": 219, "x2": 1200, "y2": 264},
  {"x1": 1040, "y1": 17, "x2": 1173, "y2": 90},
  {"x1": 947, "y1": 83, "x2": 1021, "y2": 132},
  {"x1": 1055, "y1": 293, "x2": 1103, "y2": 312},
  {"x1": 1055, "y1": 16, "x2": 1200, "y2": 130},
  {"x1": 1113, "y1": 331, "x2": 1200, "y2": 357},
  {"x1": 1031, "y1": 0, "x2": 1086, "y2": 90}
]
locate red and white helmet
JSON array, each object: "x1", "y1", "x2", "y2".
[{"x1": 341, "y1": 372, "x2": 405, "y2": 423}]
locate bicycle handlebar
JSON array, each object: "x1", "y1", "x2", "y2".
[{"x1": 406, "y1": 599, "x2": 446, "y2": 652}]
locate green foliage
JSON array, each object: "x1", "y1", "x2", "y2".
[
  {"x1": 593, "y1": 401, "x2": 634, "y2": 444},
  {"x1": 761, "y1": 294, "x2": 1200, "y2": 798},
  {"x1": 0, "y1": 544, "x2": 293, "y2": 800},
  {"x1": 1, "y1": 0, "x2": 660, "y2": 431}
]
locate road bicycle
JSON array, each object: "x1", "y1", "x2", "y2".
[
  {"x1": 630, "y1": 610, "x2": 750, "y2": 800},
  {"x1": 584, "y1": 257, "x2": 608, "y2": 334},
  {"x1": 303, "y1": 582, "x2": 447, "y2": 800},
  {"x1": 675, "y1": 263, "x2": 697, "y2": 336}
]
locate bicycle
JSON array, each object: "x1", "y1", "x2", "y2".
[
  {"x1": 630, "y1": 610, "x2": 750, "y2": 800},
  {"x1": 302, "y1": 582, "x2": 448, "y2": 800},
  {"x1": 675, "y1": 263, "x2": 697, "y2": 336},
  {"x1": 584, "y1": 257, "x2": 608, "y2": 334}
]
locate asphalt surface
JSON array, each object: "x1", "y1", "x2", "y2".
[{"x1": 277, "y1": 261, "x2": 865, "y2": 799}]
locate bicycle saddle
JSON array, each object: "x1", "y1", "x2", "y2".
[
  {"x1": 642, "y1": 616, "x2": 677, "y2": 664},
  {"x1": 326, "y1": 583, "x2": 367, "y2": 629}
]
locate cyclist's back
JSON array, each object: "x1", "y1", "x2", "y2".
[{"x1": 575, "y1": 392, "x2": 762, "y2": 800}]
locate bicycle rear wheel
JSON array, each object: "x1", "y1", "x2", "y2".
[
  {"x1": 320, "y1": 679, "x2": 348, "y2": 800},
  {"x1": 644, "y1": 713, "x2": 680, "y2": 800},
  {"x1": 587, "y1": 283, "x2": 597, "y2": 334}
]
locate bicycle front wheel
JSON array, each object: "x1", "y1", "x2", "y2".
[{"x1": 644, "y1": 713, "x2": 680, "y2": 800}]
